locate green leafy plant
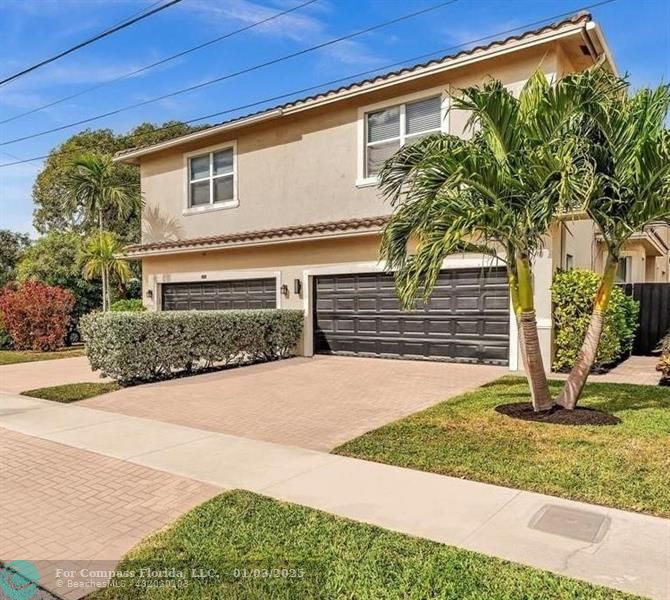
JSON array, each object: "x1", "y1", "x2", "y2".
[
  {"x1": 110, "y1": 298, "x2": 146, "y2": 312},
  {"x1": 656, "y1": 331, "x2": 670, "y2": 385},
  {"x1": 81, "y1": 231, "x2": 132, "y2": 311},
  {"x1": 80, "y1": 310, "x2": 304, "y2": 383},
  {"x1": 17, "y1": 231, "x2": 102, "y2": 318},
  {"x1": 552, "y1": 269, "x2": 638, "y2": 372}
]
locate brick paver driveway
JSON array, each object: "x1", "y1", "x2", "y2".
[
  {"x1": 81, "y1": 356, "x2": 506, "y2": 450},
  {"x1": 0, "y1": 427, "x2": 219, "y2": 599}
]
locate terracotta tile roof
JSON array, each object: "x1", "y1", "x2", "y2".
[
  {"x1": 124, "y1": 216, "x2": 388, "y2": 255},
  {"x1": 116, "y1": 12, "x2": 592, "y2": 160}
]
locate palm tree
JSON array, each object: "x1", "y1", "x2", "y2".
[
  {"x1": 66, "y1": 153, "x2": 140, "y2": 306},
  {"x1": 556, "y1": 78, "x2": 670, "y2": 409},
  {"x1": 81, "y1": 232, "x2": 132, "y2": 311},
  {"x1": 379, "y1": 70, "x2": 617, "y2": 412}
]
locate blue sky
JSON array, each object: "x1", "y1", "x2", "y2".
[{"x1": 0, "y1": 0, "x2": 668, "y2": 235}]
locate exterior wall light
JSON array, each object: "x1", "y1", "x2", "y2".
[
  {"x1": 294, "y1": 279, "x2": 302, "y2": 296},
  {"x1": 281, "y1": 284, "x2": 289, "y2": 298},
  {"x1": 146, "y1": 289, "x2": 153, "y2": 299}
]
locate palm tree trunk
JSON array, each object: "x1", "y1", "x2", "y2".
[
  {"x1": 105, "y1": 266, "x2": 113, "y2": 311},
  {"x1": 556, "y1": 255, "x2": 618, "y2": 409},
  {"x1": 513, "y1": 258, "x2": 553, "y2": 412},
  {"x1": 102, "y1": 268, "x2": 106, "y2": 312}
]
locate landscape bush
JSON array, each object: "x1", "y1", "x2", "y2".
[
  {"x1": 81, "y1": 309, "x2": 304, "y2": 383},
  {"x1": 110, "y1": 298, "x2": 146, "y2": 312},
  {"x1": 0, "y1": 281, "x2": 75, "y2": 351},
  {"x1": 552, "y1": 269, "x2": 639, "y2": 372}
]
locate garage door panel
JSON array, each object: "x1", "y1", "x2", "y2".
[
  {"x1": 162, "y1": 278, "x2": 276, "y2": 311},
  {"x1": 314, "y1": 268, "x2": 509, "y2": 365},
  {"x1": 357, "y1": 297, "x2": 378, "y2": 311}
]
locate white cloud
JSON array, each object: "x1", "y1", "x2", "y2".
[
  {"x1": 186, "y1": 0, "x2": 324, "y2": 43},
  {"x1": 185, "y1": 0, "x2": 385, "y2": 66},
  {"x1": 442, "y1": 18, "x2": 523, "y2": 48}
]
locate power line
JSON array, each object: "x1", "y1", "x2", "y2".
[
  {"x1": 0, "y1": 0, "x2": 319, "y2": 126},
  {"x1": 0, "y1": 0, "x2": 460, "y2": 146},
  {"x1": 0, "y1": 0, "x2": 184, "y2": 88},
  {"x1": 105, "y1": 0, "x2": 170, "y2": 29},
  {"x1": 0, "y1": 0, "x2": 619, "y2": 169}
]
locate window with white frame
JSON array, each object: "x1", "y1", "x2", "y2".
[
  {"x1": 188, "y1": 147, "x2": 235, "y2": 208},
  {"x1": 365, "y1": 95, "x2": 442, "y2": 177}
]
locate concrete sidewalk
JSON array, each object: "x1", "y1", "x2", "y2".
[{"x1": 0, "y1": 392, "x2": 668, "y2": 600}]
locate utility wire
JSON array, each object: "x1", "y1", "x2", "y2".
[
  {"x1": 0, "y1": 0, "x2": 460, "y2": 146},
  {"x1": 0, "y1": 0, "x2": 319, "y2": 126},
  {"x1": 0, "y1": 0, "x2": 184, "y2": 88},
  {"x1": 105, "y1": 0, "x2": 169, "y2": 29},
  {"x1": 0, "y1": 0, "x2": 619, "y2": 169}
]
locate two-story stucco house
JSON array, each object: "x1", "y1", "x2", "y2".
[{"x1": 116, "y1": 12, "x2": 668, "y2": 372}]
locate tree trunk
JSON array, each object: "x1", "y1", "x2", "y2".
[
  {"x1": 101, "y1": 268, "x2": 108, "y2": 312},
  {"x1": 105, "y1": 266, "x2": 113, "y2": 311},
  {"x1": 556, "y1": 255, "x2": 618, "y2": 409},
  {"x1": 513, "y1": 258, "x2": 553, "y2": 412}
]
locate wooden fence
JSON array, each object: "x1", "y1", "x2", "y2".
[{"x1": 621, "y1": 283, "x2": 670, "y2": 355}]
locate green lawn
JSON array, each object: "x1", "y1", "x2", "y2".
[
  {"x1": 22, "y1": 382, "x2": 120, "y2": 403},
  {"x1": 91, "y1": 490, "x2": 636, "y2": 600},
  {"x1": 0, "y1": 347, "x2": 86, "y2": 365},
  {"x1": 335, "y1": 377, "x2": 670, "y2": 517}
]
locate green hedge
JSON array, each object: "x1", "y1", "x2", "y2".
[
  {"x1": 110, "y1": 299, "x2": 146, "y2": 312},
  {"x1": 81, "y1": 310, "x2": 304, "y2": 383},
  {"x1": 552, "y1": 269, "x2": 639, "y2": 372}
]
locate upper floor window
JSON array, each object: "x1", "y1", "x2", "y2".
[
  {"x1": 365, "y1": 95, "x2": 442, "y2": 177},
  {"x1": 188, "y1": 147, "x2": 235, "y2": 208}
]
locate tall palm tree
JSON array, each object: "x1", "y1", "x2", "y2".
[
  {"x1": 81, "y1": 232, "x2": 132, "y2": 311},
  {"x1": 556, "y1": 79, "x2": 670, "y2": 409},
  {"x1": 66, "y1": 153, "x2": 140, "y2": 306},
  {"x1": 379, "y1": 70, "x2": 617, "y2": 412}
]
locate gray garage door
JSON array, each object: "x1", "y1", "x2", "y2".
[
  {"x1": 162, "y1": 278, "x2": 276, "y2": 311},
  {"x1": 314, "y1": 268, "x2": 509, "y2": 365}
]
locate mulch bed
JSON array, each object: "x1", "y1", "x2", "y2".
[{"x1": 495, "y1": 402, "x2": 621, "y2": 426}]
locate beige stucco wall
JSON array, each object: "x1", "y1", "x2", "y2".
[
  {"x1": 133, "y1": 39, "x2": 600, "y2": 371},
  {"x1": 137, "y1": 45, "x2": 561, "y2": 245}
]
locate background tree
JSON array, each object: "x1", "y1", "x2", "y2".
[
  {"x1": 17, "y1": 232, "x2": 101, "y2": 318},
  {"x1": 0, "y1": 229, "x2": 30, "y2": 288},
  {"x1": 557, "y1": 78, "x2": 670, "y2": 408},
  {"x1": 81, "y1": 232, "x2": 132, "y2": 311},
  {"x1": 65, "y1": 153, "x2": 140, "y2": 306},
  {"x1": 33, "y1": 121, "x2": 203, "y2": 243},
  {"x1": 66, "y1": 153, "x2": 141, "y2": 232},
  {"x1": 379, "y1": 70, "x2": 613, "y2": 412}
]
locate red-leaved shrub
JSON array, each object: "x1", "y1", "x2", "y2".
[{"x1": 0, "y1": 281, "x2": 75, "y2": 351}]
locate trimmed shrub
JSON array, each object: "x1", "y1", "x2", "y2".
[
  {"x1": 0, "y1": 281, "x2": 75, "y2": 351},
  {"x1": 81, "y1": 309, "x2": 304, "y2": 383},
  {"x1": 552, "y1": 269, "x2": 639, "y2": 372},
  {"x1": 110, "y1": 298, "x2": 146, "y2": 312}
]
